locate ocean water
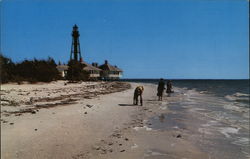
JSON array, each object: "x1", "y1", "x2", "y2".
[{"x1": 123, "y1": 79, "x2": 250, "y2": 158}]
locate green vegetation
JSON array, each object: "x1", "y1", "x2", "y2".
[
  {"x1": 0, "y1": 54, "x2": 60, "y2": 83},
  {"x1": 0, "y1": 54, "x2": 90, "y2": 83},
  {"x1": 66, "y1": 60, "x2": 89, "y2": 81},
  {"x1": 0, "y1": 55, "x2": 16, "y2": 83}
]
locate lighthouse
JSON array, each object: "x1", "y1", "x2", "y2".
[{"x1": 70, "y1": 24, "x2": 82, "y2": 62}]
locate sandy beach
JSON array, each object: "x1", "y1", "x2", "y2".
[{"x1": 1, "y1": 81, "x2": 246, "y2": 159}]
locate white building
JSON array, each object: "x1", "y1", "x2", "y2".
[
  {"x1": 56, "y1": 65, "x2": 68, "y2": 78},
  {"x1": 81, "y1": 61, "x2": 101, "y2": 80},
  {"x1": 57, "y1": 60, "x2": 122, "y2": 80},
  {"x1": 98, "y1": 60, "x2": 123, "y2": 80}
]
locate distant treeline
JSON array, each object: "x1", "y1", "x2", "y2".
[
  {"x1": 0, "y1": 54, "x2": 60, "y2": 83},
  {"x1": 0, "y1": 54, "x2": 90, "y2": 84}
]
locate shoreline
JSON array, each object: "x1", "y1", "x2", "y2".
[
  {"x1": 1, "y1": 81, "x2": 248, "y2": 158},
  {"x1": 0, "y1": 81, "x2": 210, "y2": 159}
]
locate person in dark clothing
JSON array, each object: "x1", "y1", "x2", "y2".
[
  {"x1": 133, "y1": 86, "x2": 144, "y2": 106},
  {"x1": 166, "y1": 80, "x2": 173, "y2": 95},
  {"x1": 157, "y1": 78, "x2": 165, "y2": 101}
]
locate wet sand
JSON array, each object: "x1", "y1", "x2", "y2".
[{"x1": 1, "y1": 81, "x2": 223, "y2": 159}]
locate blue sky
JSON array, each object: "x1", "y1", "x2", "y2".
[{"x1": 1, "y1": 0, "x2": 249, "y2": 79}]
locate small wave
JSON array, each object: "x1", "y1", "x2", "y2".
[
  {"x1": 232, "y1": 137, "x2": 250, "y2": 146},
  {"x1": 234, "y1": 92, "x2": 250, "y2": 97},
  {"x1": 225, "y1": 95, "x2": 235, "y2": 101},
  {"x1": 225, "y1": 92, "x2": 250, "y2": 99},
  {"x1": 199, "y1": 91, "x2": 208, "y2": 94},
  {"x1": 198, "y1": 128, "x2": 213, "y2": 135},
  {"x1": 225, "y1": 93, "x2": 249, "y2": 105},
  {"x1": 219, "y1": 127, "x2": 240, "y2": 138},
  {"x1": 202, "y1": 120, "x2": 218, "y2": 127},
  {"x1": 223, "y1": 104, "x2": 240, "y2": 111}
]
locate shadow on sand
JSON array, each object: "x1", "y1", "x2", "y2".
[{"x1": 118, "y1": 104, "x2": 137, "y2": 107}]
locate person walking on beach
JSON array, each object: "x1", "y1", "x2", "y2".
[
  {"x1": 133, "y1": 86, "x2": 144, "y2": 106},
  {"x1": 157, "y1": 78, "x2": 165, "y2": 101},
  {"x1": 166, "y1": 80, "x2": 173, "y2": 96}
]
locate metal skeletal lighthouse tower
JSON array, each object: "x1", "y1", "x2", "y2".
[{"x1": 70, "y1": 24, "x2": 82, "y2": 62}]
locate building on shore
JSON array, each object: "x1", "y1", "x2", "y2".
[
  {"x1": 98, "y1": 60, "x2": 123, "y2": 80},
  {"x1": 57, "y1": 24, "x2": 123, "y2": 80},
  {"x1": 56, "y1": 64, "x2": 68, "y2": 78},
  {"x1": 81, "y1": 61, "x2": 101, "y2": 80}
]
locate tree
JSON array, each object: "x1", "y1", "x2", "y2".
[
  {"x1": 1, "y1": 55, "x2": 62, "y2": 83},
  {"x1": 0, "y1": 54, "x2": 15, "y2": 83},
  {"x1": 66, "y1": 60, "x2": 89, "y2": 81},
  {"x1": 32, "y1": 57, "x2": 60, "y2": 82},
  {"x1": 12, "y1": 57, "x2": 60, "y2": 83}
]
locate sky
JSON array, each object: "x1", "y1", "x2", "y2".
[{"x1": 1, "y1": 0, "x2": 249, "y2": 79}]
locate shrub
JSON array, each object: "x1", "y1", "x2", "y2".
[
  {"x1": 66, "y1": 60, "x2": 89, "y2": 81},
  {"x1": 0, "y1": 54, "x2": 60, "y2": 83},
  {"x1": 0, "y1": 54, "x2": 15, "y2": 83}
]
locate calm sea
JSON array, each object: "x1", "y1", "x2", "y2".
[
  {"x1": 122, "y1": 79, "x2": 249, "y2": 106},
  {"x1": 122, "y1": 79, "x2": 250, "y2": 159}
]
